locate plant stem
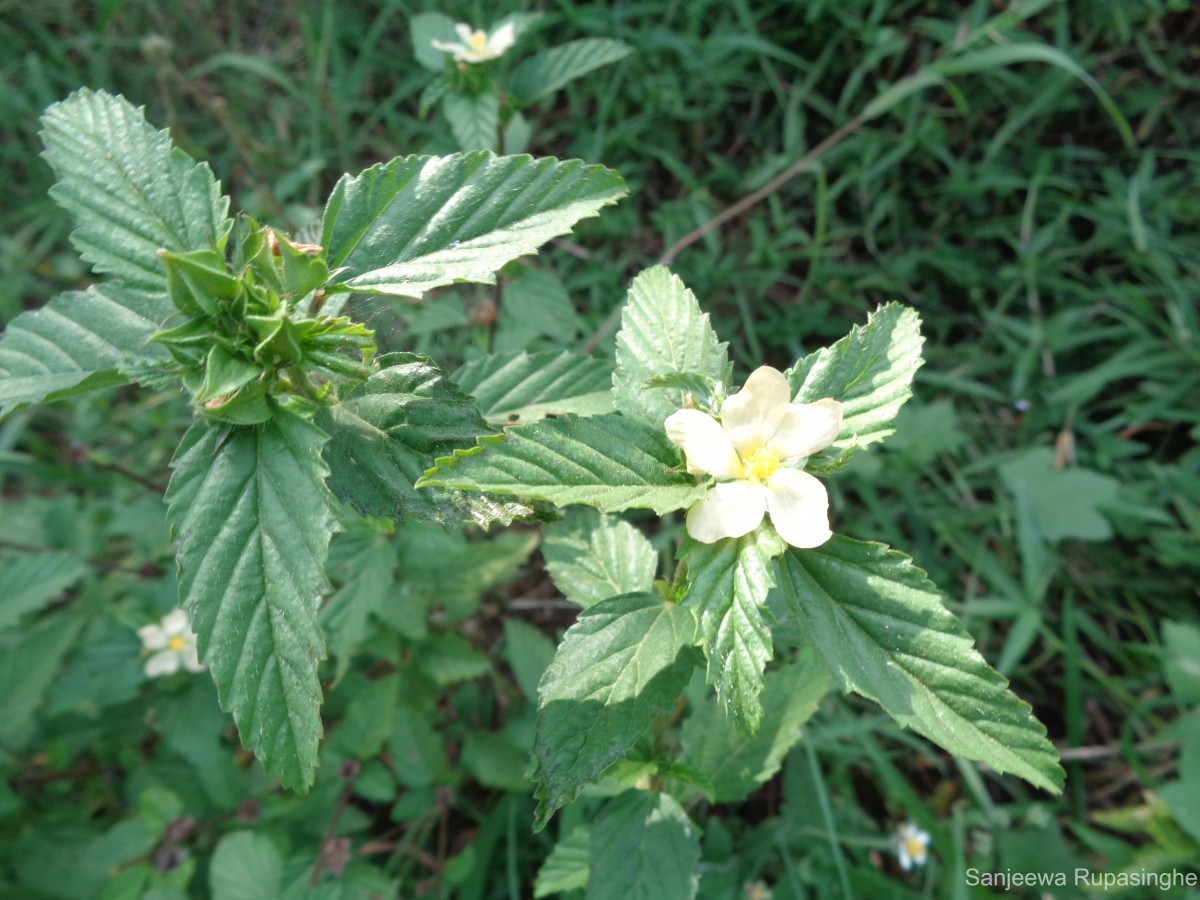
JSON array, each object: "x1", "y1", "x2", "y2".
[{"x1": 658, "y1": 114, "x2": 867, "y2": 266}]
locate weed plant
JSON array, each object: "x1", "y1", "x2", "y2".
[{"x1": 0, "y1": 1, "x2": 1197, "y2": 897}]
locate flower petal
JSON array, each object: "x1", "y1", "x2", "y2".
[
  {"x1": 770, "y1": 398, "x2": 843, "y2": 460},
  {"x1": 665, "y1": 408, "x2": 743, "y2": 478},
  {"x1": 686, "y1": 481, "x2": 768, "y2": 543},
  {"x1": 454, "y1": 22, "x2": 474, "y2": 43},
  {"x1": 183, "y1": 644, "x2": 206, "y2": 673},
  {"x1": 720, "y1": 366, "x2": 791, "y2": 454},
  {"x1": 488, "y1": 21, "x2": 516, "y2": 54},
  {"x1": 161, "y1": 608, "x2": 190, "y2": 636},
  {"x1": 137, "y1": 624, "x2": 168, "y2": 650},
  {"x1": 145, "y1": 650, "x2": 182, "y2": 678},
  {"x1": 765, "y1": 468, "x2": 831, "y2": 548},
  {"x1": 431, "y1": 38, "x2": 463, "y2": 53}
]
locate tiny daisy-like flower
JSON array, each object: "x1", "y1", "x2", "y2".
[
  {"x1": 137, "y1": 609, "x2": 204, "y2": 678},
  {"x1": 431, "y1": 22, "x2": 516, "y2": 64},
  {"x1": 665, "y1": 366, "x2": 842, "y2": 548},
  {"x1": 894, "y1": 822, "x2": 931, "y2": 871}
]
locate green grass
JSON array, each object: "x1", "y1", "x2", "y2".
[{"x1": 1, "y1": 0, "x2": 1198, "y2": 896}]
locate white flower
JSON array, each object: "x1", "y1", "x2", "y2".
[
  {"x1": 665, "y1": 366, "x2": 842, "y2": 548},
  {"x1": 431, "y1": 22, "x2": 516, "y2": 64},
  {"x1": 894, "y1": 822, "x2": 931, "y2": 871},
  {"x1": 137, "y1": 609, "x2": 204, "y2": 678}
]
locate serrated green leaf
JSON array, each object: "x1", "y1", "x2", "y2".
[
  {"x1": 535, "y1": 827, "x2": 591, "y2": 898},
  {"x1": 613, "y1": 267, "x2": 731, "y2": 428},
  {"x1": 319, "y1": 352, "x2": 531, "y2": 528},
  {"x1": 0, "y1": 615, "x2": 84, "y2": 750},
  {"x1": 542, "y1": 508, "x2": 657, "y2": 608},
  {"x1": 165, "y1": 413, "x2": 338, "y2": 792},
  {"x1": 321, "y1": 526, "x2": 398, "y2": 681},
  {"x1": 887, "y1": 399, "x2": 967, "y2": 464},
  {"x1": 0, "y1": 283, "x2": 170, "y2": 415},
  {"x1": 503, "y1": 111, "x2": 533, "y2": 155},
  {"x1": 0, "y1": 551, "x2": 88, "y2": 632},
  {"x1": 327, "y1": 674, "x2": 400, "y2": 759},
  {"x1": 444, "y1": 90, "x2": 499, "y2": 152},
  {"x1": 155, "y1": 679, "x2": 230, "y2": 778},
  {"x1": 778, "y1": 536, "x2": 1064, "y2": 793},
  {"x1": 454, "y1": 493, "x2": 545, "y2": 531},
  {"x1": 321, "y1": 153, "x2": 626, "y2": 297},
  {"x1": 1163, "y1": 621, "x2": 1200, "y2": 702},
  {"x1": 47, "y1": 623, "x2": 143, "y2": 716},
  {"x1": 998, "y1": 447, "x2": 1119, "y2": 542},
  {"x1": 410, "y1": 12, "x2": 460, "y2": 72},
  {"x1": 494, "y1": 267, "x2": 585, "y2": 352},
  {"x1": 388, "y1": 706, "x2": 444, "y2": 790},
  {"x1": 402, "y1": 293, "x2": 470, "y2": 338},
  {"x1": 418, "y1": 72, "x2": 456, "y2": 119},
  {"x1": 453, "y1": 349, "x2": 612, "y2": 425},
  {"x1": 410, "y1": 530, "x2": 536, "y2": 621},
  {"x1": 210, "y1": 832, "x2": 283, "y2": 900},
  {"x1": 784, "y1": 303, "x2": 923, "y2": 455},
  {"x1": 510, "y1": 39, "x2": 634, "y2": 105},
  {"x1": 461, "y1": 732, "x2": 531, "y2": 792},
  {"x1": 1158, "y1": 721, "x2": 1200, "y2": 844},
  {"x1": 417, "y1": 633, "x2": 492, "y2": 686},
  {"x1": 504, "y1": 619, "x2": 557, "y2": 702},
  {"x1": 421, "y1": 413, "x2": 708, "y2": 516},
  {"x1": 40, "y1": 89, "x2": 230, "y2": 291},
  {"x1": 533, "y1": 593, "x2": 698, "y2": 828},
  {"x1": 678, "y1": 526, "x2": 783, "y2": 733},
  {"x1": 587, "y1": 790, "x2": 699, "y2": 900},
  {"x1": 656, "y1": 761, "x2": 714, "y2": 798},
  {"x1": 280, "y1": 859, "x2": 398, "y2": 900},
  {"x1": 680, "y1": 653, "x2": 829, "y2": 802}
]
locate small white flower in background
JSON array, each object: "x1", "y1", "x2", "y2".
[
  {"x1": 137, "y1": 609, "x2": 204, "y2": 678},
  {"x1": 431, "y1": 22, "x2": 516, "y2": 64},
  {"x1": 894, "y1": 822, "x2": 931, "y2": 871},
  {"x1": 665, "y1": 366, "x2": 843, "y2": 548}
]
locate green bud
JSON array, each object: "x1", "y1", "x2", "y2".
[
  {"x1": 187, "y1": 347, "x2": 272, "y2": 425},
  {"x1": 192, "y1": 346, "x2": 262, "y2": 407},
  {"x1": 198, "y1": 379, "x2": 273, "y2": 425},
  {"x1": 158, "y1": 247, "x2": 237, "y2": 316},
  {"x1": 247, "y1": 311, "x2": 305, "y2": 365},
  {"x1": 150, "y1": 316, "x2": 215, "y2": 368},
  {"x1": 275, "y1": 231, "x2": 330, "y2": 298}
]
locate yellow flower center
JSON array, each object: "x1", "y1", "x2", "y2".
[
  {"x1": 468, "y1": 30, "x2": 488, "y2": 51},
  {"x1": 903, "y1": 835, "x2": 927, "y2": 861},
  {"x1": 743, "y1": 446, "x2": 781, "y2": 482},
  {"x1": 167, "y1": 635, "x2": 187, "y2": 652}
]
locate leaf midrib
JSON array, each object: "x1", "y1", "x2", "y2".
[{"x1": 792, "y1": 552, "x2": 1054, "y2": 781}]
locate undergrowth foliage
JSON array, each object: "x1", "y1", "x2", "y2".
[
  {"x1": 1, "y1": 0, "x2": 1198, "y2": 893},
  {"x1": 5, "y1": 89, "x2": 626, "y2": 792},
  {"x1": 0, "y1": 86, "x2": 1072, "y2": 895}
]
